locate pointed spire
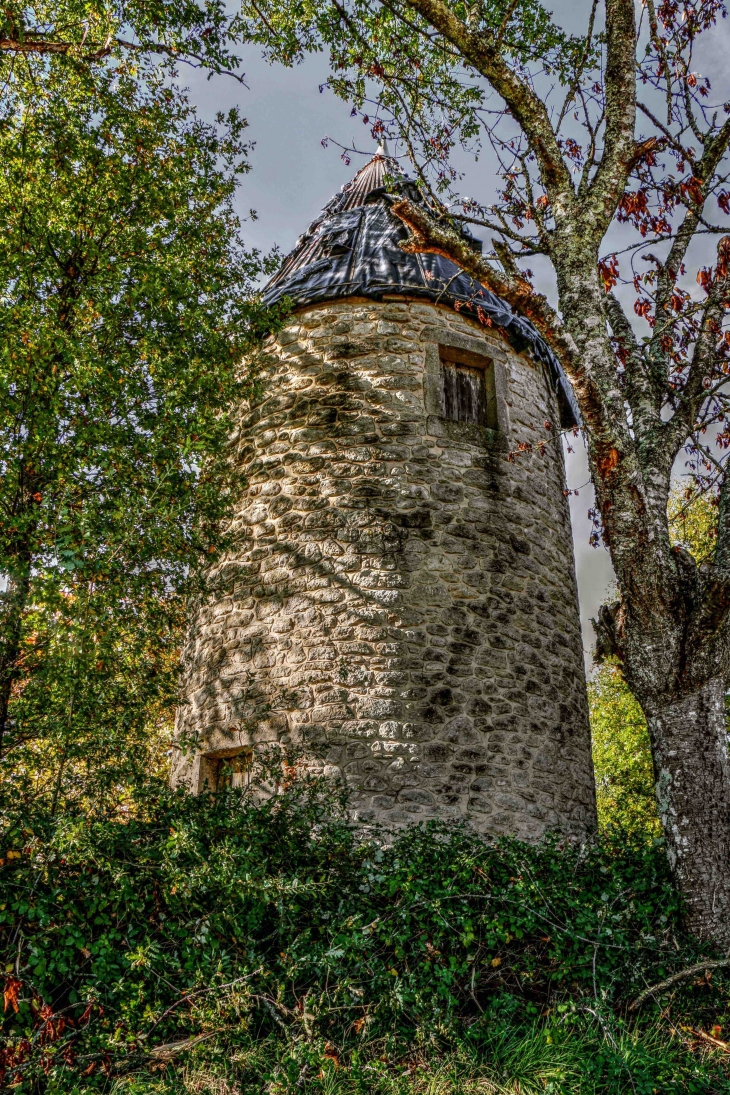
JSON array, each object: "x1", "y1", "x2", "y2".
[{"x1": 336, "y1": 146, "x2": 402, "y2": 211}]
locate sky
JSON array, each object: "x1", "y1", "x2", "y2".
[{"x1": 182, "y1": 45, "x2": 618, "y2": 665}]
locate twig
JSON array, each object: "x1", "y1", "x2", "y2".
[
  {"x1": 681, "y1": 1025, "x2": 730, "y2": 1053},
  {"x1": 629, "y1": 959, "x2": 730, "y2": 1010},
  {"x1": 148, "y1": 1031, "x2": 216, "y2": 1060},
  {"x1": 144, "y1": 969, "x2": 262, "y2": 1038}
]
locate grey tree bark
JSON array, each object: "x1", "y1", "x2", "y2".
[{"x1": 645, "y1": 680, "x2": 730, "y2": 948}]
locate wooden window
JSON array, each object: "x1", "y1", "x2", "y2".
[
  {"x1": 439, "y1": 347, "x2": 498, "y2": 430},
  {"x1": 212, "y1": 749, "x2": 253, "y2": 791}
]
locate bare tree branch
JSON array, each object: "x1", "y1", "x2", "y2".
[
  {"x1": 670, "y1": 237, "x2": 730, "y2": 445},
  {"x1": 0, "y1": 34, "x2": 247, "y2": 83},
  {"x1": 400, "y1": 0, "x2": 575, "y2": 203},
  {"x1": 588, "y1": 0, "x2": 638, "y2": 229},
  {"x1": 629, "y1": 958, "x2": 730, "y2": 1010},
  {"x1": 603, "y1": 291, "x2": 658, "y2": 438},
  {"x1": 0, "y1": 38, "x2": 71, "y2": 54},
  {"x1": 654, "y1": 120, "x2": 730, "y2": 324}
]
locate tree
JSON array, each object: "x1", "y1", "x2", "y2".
[
  {"x1": 235, "y1": 0, "x2": 730, "y2": 944},
  {"x1": 0, "y1": 53, "x2": 281, "y2": 812},
  {"x1": 0, "y1": 0, "x2": 244, "y2": 87},
  {"x1": 668, "y1": 482, "x2": 719, "y2": 566}
]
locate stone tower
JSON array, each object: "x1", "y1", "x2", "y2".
[{"x1": 171, "y1": 152, "x2": 597, "y2": 840}]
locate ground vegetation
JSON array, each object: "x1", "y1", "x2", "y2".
[{"x1": 1, "y1": 782, "x2": 730, "y2": 1093}]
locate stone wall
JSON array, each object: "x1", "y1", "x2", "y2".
[{"x1": 171, "y1": 298, "x2": 597, "y2": 839}]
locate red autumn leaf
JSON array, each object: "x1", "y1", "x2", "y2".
[
  {"x1": 680, "y1": 176, "x2": 704, "y2": 205},
  {"x1": 3, "y1": 977, "x2": 21, "y2": 1014},
  {"x1": 598, "y1": 254, "x2": 620, "y2": 292},
  {"x1": 563, "y1": 137, "x2": 583, "y2": 162},
  {"x1": 618, "y1": 190, "x2": 649, "y2": 221},
  {"x1": 697, "y1": 267, "x2": 714, "y2": 292},
  {"x1": 323, "y1": 1042, "x2": 340, "y2": 1067}
]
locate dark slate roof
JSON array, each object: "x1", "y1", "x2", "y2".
[{"x1": 263, "y1": 152, "x2": 580, "y2": 428}]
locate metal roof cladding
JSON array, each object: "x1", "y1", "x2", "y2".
[{"x1": 262, "y1": 149, "x2": 580, "y2": 428}]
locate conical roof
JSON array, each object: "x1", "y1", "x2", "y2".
[{"x1": 263, "y1": 152, "x2": 580, "y2": 428}]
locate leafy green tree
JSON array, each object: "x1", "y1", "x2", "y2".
[
  {"x1": 668, "y1": 485, "x2": 718, "y2": 566},
  {"x1": 235, "y1": 0, "x2": 730, "y2": 947},
  {"x1": 589, "y1": 661, "x2": 660, "y2": 838},
  {"x1": 0, "y1": 56, "x2": 281, "y2": 812},
  {"x1": 0, "y1": 0, "x2": 244, "y2": 87}
]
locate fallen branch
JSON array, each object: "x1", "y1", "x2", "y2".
[
  {"x1": 148, "y1": 1031, "x2": 216, "y2": 1061},
  {"x1": 71, "y1": 1031, "x2": 219, "y2": 1078},
  {"x1": 681, "y1": 1026, "x2": 730, "y2": 1054},
  {"x1": 629, "y1": 959, "x2": 730, "y2": 1010}
]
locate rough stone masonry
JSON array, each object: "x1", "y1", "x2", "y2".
[{"x1": 171, "y1": 153, "x2": 597, "y2": 839}]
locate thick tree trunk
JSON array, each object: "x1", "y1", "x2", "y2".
[{"x1": 645, "y1": 678, "x2": 730, "y2": 949}]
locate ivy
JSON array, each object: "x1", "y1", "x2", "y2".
[{"x1": 0, "y1": 783, "x2": 727, "y2": 1089}]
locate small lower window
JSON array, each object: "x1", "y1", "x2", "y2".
[
  {"x1": 215, "y1": 749, "x2": 253, "y2": 790},
  {"x1": 439, "y1": 347, "x2": 498, "y2": 430}
]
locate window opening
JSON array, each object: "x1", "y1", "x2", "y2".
[
  {"x1": 439, "y1": 347, "x2": 498, "y2": 430},
  {"x1": 214, "y1": 749, "x2": 253, "y2": 791}
]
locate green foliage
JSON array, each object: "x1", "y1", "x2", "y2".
[
  {"x1": 668, "y1": 486, "x2": 718, "y2": 565},
  {"x1": 0, "y1": 0, "x2": 244, "y2": 93},
  {"x1": 0, "y1": 60, "x2": 267, "y2": 588},
  {"x1": 0, "y1": 53, "x2": 284, "y2": 809},
  {"x1": 588, "y1": 663, "x2": 660, "y2": 839},
  {"x1": 0, "y1": 784, "x2": 728, "y2": 1092}
]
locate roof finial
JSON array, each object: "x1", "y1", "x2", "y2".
[{"x1": 375, "y1": 138, "x2": 390, "y2": 159}]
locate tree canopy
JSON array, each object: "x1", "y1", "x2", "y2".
[
  {"x1": 0, "y1": 0, "x2": 244, "y2": 83},
  {"x1": 0, "y1": 49, "x2": 282, "y2": 810}
]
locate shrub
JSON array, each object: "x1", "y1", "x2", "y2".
[{"x1": 1, "y1": 782, "x2": 728, "y2": 1091}]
